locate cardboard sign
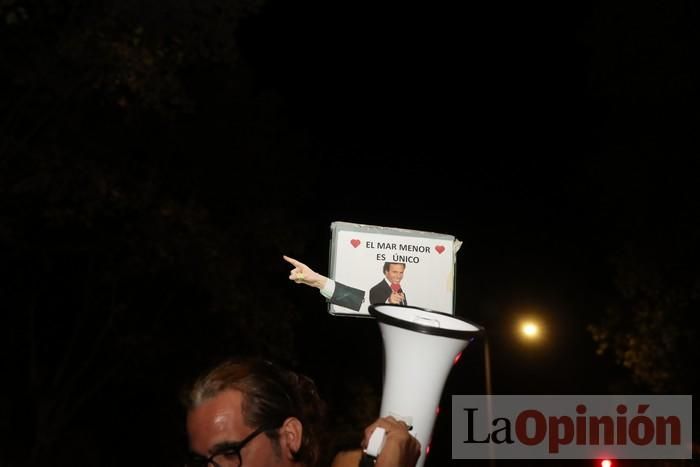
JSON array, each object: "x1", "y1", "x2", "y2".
[{"x1": 328, "y1": 221, "x2": 461, "y2": 317}]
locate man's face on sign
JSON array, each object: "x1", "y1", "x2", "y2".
[{"x1": 384, "y1": 263, "x2": 405, "y2": 285}]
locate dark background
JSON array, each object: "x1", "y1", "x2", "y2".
[{"x1": 1, "y1": 0, "x2": 698, "y2": 465}]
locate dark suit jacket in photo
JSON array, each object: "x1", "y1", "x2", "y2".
[
  {"x1": 329, "y1": 281, "x2": 365, "y2": 311},
  {"x1": 369, "y1": 280, "x2": 407, "y2": 306}
]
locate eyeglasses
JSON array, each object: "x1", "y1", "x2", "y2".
[{"x1": 185, "y1": 426, "x2": 271, "y2": 467}]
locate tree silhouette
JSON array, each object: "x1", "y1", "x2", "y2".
[{"x1": 0, "y1": 1, "x2": 339, "y2": 465}]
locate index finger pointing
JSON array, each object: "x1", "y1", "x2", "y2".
[{"x1": 283, "y1": 255, "x2": 304, "y2": 268}]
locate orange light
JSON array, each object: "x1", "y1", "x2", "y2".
[
  {"x1": 601, "y1": 460, "x2": 612, "y2": 467},
  {"x1": 521, "y1": 322, "x2": 539, "y2": 338}
]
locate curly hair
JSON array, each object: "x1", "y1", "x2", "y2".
[{"x1": 186, "y1": 358, "x2": 326, "y2": 467}]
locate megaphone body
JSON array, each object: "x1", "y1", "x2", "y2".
[{"x1": 367, "y1": 304, "x2": 482, "y2": 467}]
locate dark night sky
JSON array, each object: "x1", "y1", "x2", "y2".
[
  {"x1": 235, "y1": 2, "x2": 700, "y2": 462},
  {"x1": 235, "y1": 1, "x2": 698, "y2": 460},
  {"x1": 232, "y1": 0, "x2": 697, "y2": 335},
  {"x1": 1, "y1": 0, "x2": 698, "y2": 465}
]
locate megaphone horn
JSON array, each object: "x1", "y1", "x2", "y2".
[{"x1": 365, "y1": 304, "x2": 483, "y2": 467}]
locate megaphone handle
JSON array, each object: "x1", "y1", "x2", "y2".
[
  {"x1": 364, "y1": 426, "x2": 386, "y2": 457},
  {"x1": 360, "y1": 426, "x2": 386, "y2": 465}
]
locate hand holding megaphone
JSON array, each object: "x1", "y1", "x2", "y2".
[{"x1": 361, "y1": 416, "x2": 421, "y2": 467}]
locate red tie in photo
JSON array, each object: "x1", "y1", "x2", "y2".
[{"x1": 391, "y1": 283, "x2": 402, "y2": 294}]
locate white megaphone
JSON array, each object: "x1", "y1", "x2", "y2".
[{"x1": 364, "y1": 304, "x2": 483, "y2": 467}]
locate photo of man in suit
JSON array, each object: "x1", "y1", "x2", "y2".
[{"x1": 369, "y1": 262, "x2": 407, "y2": 306}]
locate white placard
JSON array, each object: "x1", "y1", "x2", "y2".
[{"x1": 328, "y1": 221, "x2": 460, "y2": 317}]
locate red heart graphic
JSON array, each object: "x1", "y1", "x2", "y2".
[
  {"x1": 435, "y1": 245, "x2": 445, "y2": 254},
  {"x1": 350, "y1": 239, "x2": 361, "y2": 248}
]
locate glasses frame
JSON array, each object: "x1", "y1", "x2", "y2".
[{"x1": 186, "y1": 425, "x2": 273, "y2": 467}]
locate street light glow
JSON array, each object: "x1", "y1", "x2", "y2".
[
  {"x1": 521, "y1": 321, "x2": 539, "y2": 338},
  {"x1": 513, "y1": 311, "x2": 547, "y2": 344}
]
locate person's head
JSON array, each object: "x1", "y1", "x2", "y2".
[
  {"x1": 382, "y1": 262, "x2": 406, "y2": 285},
  {"x1": 185, "y1": 358, "x2": 325, "y2": 467}
]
